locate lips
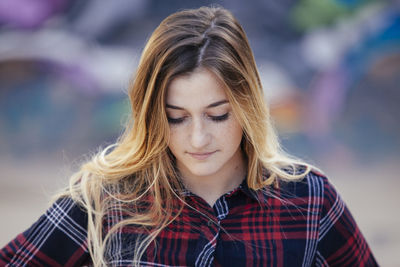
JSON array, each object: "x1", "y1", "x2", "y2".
[{"x1": 187, "y1": 151, "x2": 216, "y2": 160}]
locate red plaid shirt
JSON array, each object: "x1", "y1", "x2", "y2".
[{"x1": 1, "y1": 171, "x2": 378, "y2": 266}]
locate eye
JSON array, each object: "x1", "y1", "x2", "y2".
[
  {"x1": 209, "y1": 113, "x2": 229, "y2": 122},
  {"x1": 167, "y1": 117, "x2": 185, "y2": 124}
]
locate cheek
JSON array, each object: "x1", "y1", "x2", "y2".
[
  {"x1": 167, "y1": 128, "x2": 181, "y2": 154},
  {"x1": 230, "y1": 124, "x2": 243, "y2": 147},
  {"x1": 216, "y1": 120, "x2": 243, "y2": 147}
]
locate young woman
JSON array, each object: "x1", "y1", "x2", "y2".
[{"x1": 0, "y1": 6, "x2": 377, "y2": 267}]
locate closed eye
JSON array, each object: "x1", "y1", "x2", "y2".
[
  {"x1": 167, "y1": 117, "x2": 185, "y2": 124},
  {"x1": 167, "y1": 113, "x2": 230, "y2": 124},
  {"x1": 209, "y1": 113, "x2": 229, "y2": 122}
]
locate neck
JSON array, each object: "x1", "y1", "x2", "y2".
[{"x1": 179, "y1": 150, "x2": 246, "y2": 207}]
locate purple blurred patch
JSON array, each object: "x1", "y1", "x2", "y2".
[{"x1": 0, "y1": 0, "x2": 68, "y2": 28}]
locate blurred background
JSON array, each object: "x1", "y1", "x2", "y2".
[{"x1": 0, "y1": 0, "x2": 399, "y2": 265}]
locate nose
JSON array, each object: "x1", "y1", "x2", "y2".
[{"x1": 190, "y1": 117, "x2": 210, "y2": 149}]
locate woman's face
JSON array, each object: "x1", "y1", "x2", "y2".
[{"x1": 166, "y1": 68, "x2": 244, "y2": 182}]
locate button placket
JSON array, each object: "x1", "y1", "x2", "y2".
[{"x1": 214, "y1": 196, "x2": 230, "y2": 221}]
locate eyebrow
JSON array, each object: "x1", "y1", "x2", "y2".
[{"x1": 166, "y1": 100, "x2": 229, "y2": 110}]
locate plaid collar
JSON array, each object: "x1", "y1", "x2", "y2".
[{"x1": 179, "y1": 176, "x2": 265, "y2": 204}]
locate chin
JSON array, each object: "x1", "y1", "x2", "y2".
[{"x1": 186, "y1": 164, "x2": 220, "y2": 178}]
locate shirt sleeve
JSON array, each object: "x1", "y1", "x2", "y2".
[
  {"x1": 314, "y1": 176, "x2": 378, "y2": 266},
  {"x1": 0, "y1": 197, "x2": 91, "y2": 266}
]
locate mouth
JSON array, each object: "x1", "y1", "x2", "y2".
[{"x1": 187, "y1": 151, "x2": 216, "y2": 160}]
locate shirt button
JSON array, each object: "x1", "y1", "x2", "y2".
[{"x1": 207, "y1": 220, "x2": 213, "y2": 226}]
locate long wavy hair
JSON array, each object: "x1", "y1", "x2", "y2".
[{"x1": 65, "y1": 6, "x2": 310, "y2": 266}]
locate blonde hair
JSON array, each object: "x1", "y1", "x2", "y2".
[{"x1": 65, "y1": 6, "x2": 310, "y2": 266}]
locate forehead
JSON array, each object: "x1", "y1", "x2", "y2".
[{"x1": 166, "y1": 68, "x2": 227, "y2": 106}]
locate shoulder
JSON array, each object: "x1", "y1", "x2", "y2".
[
  {"x1": 264, "y1": 168, "x2": 343, "y2": 219},
  {"x1": 25, "y1": 196, "x2": 88, "y2": 248},
  {"x1": 1, "y1": 197, "x2": 90, "y2": 266},
  {"x1": 47, "y1": 196, "x2": 88, "y2": 228},
  {"x1": 275, "y1": 168, "x2": 335, "y2": 199}
]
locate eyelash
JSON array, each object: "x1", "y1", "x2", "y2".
[{"x1": 167, "y1": 113, "x2": 230, "y2": 124}]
